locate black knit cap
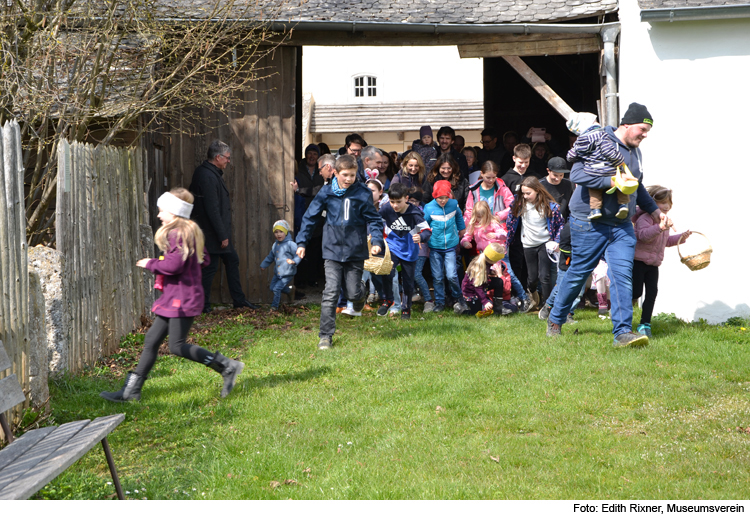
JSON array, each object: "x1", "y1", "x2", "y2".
[{"x1": 620, "y1": 103, "x2": 654, "y2": 126}]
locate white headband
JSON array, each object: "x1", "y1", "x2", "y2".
[{"x1": 157, "y1": 192, "x2": 193, "y2": 219}]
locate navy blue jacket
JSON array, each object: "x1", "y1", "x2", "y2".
[
  {"x1": 296, "y1": 181, "x2": 384, "y2": 263},
  {"x1": 569, "y1": 126, "x2": 658, "y2": 225}
]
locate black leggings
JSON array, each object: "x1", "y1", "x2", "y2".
[
  {"x1": 523, "y1": 243, "x2": 552, "y2": 304},
  {"x1": 134, "y1": 316, "x2": 214, "y2": 378},
  {"x1": 632, "y1": 260, "x2": 659, "y2": 324}
]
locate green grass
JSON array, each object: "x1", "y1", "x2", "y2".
[{"x1": 31, "y1": 306, "x2": 750, "y2": 499}]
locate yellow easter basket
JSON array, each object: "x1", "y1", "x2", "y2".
[
  {"x1": 364, "y1": 235, "x2": 393, "y2": 275},
  {"x1": 606, "y1": 163, "x2": 639, "y2": 195},
  {"x1": 677, "y1": 231, "x2": 712, "y2": 271}
]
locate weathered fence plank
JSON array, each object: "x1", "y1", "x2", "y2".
[
  {"x1": 56, "y1": 141, "x2": 151, "y2": 373},
  {"x1": 0, "y1": 120, "x2": 29, "y2": 427}
]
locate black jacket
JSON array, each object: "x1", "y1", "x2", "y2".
[{"x1": 189, "y1": 160, "x2": 232, "y2": 254}]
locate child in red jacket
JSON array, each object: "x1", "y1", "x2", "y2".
[
  {"x1": 100, "y1": 188, "x2": 244, "y2": 402},
  {"x1": 632, "y1": 185, "x2": 691, "y2": 337}
]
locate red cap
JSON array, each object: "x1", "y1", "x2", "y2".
[{"x1": 432, "y1": 180, "x2": 453, "y2": 199}]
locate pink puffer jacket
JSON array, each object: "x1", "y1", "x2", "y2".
[
  {"x1": 633, "y1": 207, "x2": 686, "y2": 267},
  {"x1": 461, "y1": 222, "x2": 507, "y2": 252}
]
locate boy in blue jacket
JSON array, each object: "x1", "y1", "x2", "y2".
[
  {"x1": 376, "y1": 183, "x2": 431, "y2": 320},
  {"x1": 423, "y1": 180, "x2": 467, "y2": 314},
  {"x1": 296, "y1": 155, "x2": 385, "y2": 350},
  {"x1": 260, "y1": 220, "x2": 301, "y2": 311}
]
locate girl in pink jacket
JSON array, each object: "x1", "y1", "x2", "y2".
[
  {"x1": 632, "y1": 185, "x2": 691, "y2": 337},
  {"x1": 461, "y1": 201, "x2": 507, "y2": 252}
]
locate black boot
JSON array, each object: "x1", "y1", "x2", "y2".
[
  {"x1": 208, "y1": 352, "x2": 244, "y2": 398},
  {"x1": 100, "y1": 372, "x2": 146, "y2": 402}
]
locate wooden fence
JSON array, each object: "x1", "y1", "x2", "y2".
[
  {"x1": 0, "y1": 120, "x2": 29, "y2": 422},
  {"x1": 56, "y1": 140, "x2": 153, "y2": 373}
]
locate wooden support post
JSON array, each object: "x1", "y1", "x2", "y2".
[{"x1": 502, "y1": 55, "x2": 576, "y2": 122}]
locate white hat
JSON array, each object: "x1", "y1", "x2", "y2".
[
  {"x1": 157, "y1": 192, "x2": 193, "y2": 219},
  {"x1": 566, "y1": 112, "x2": 599, "y2": 136}
]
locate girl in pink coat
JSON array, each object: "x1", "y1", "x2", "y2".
[
  {"x1": 632, "y1": 185, "x2": 691, "y2": 337},
  {"x1": 461, "y1": 200, "x2": 507, "y2": 252}
]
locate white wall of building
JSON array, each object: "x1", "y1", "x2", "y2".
[
  {"x1": 619, "y1": 2, "x2": 750, "y2": 323},
  {"x1": 302, "y1": 46, "x2": 483, "y2": 104}
]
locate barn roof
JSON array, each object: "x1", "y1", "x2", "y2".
[
  {"x1": 311, "y1": 100, "x2": 483, "y2": 133},
  {"x1": 152, "y1": 0, "x2": 618, "y2": 25}
]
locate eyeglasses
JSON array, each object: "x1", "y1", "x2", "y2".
[
  {"x1": 480, "y1": 139, "x2": 495, "y2": 144},
  {"x1": 219, "y1": 153, "x2": 231, "y2": 162}
]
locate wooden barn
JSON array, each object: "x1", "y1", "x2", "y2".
[{"x1": 146, "y1": 0, "x2": 622, "y2": 304}]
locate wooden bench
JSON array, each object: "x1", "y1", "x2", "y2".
[{"x1": 0, "y1": 340, "x2": 125, "y2": 500}]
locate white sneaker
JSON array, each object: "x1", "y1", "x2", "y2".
[
  {"x1": 412, "y1": 293, "x2": 424, "y2": 303},
  {"x1": 341, "y1": 307, "x2": 362, "y2": 317},
  {"x1": 388, "y1": 306, "x2": 400, "y2": 316}
]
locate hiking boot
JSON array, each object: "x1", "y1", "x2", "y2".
[
  {"x1": 538, "y1": 304, "x2": 551, "y2": 320},
  {"x1": 377, "y1": 300, "x2": 393, "y2": 316},
  {"x1": 637, "y1": 323, "x2": 652, "y2": 337},
  {"x1": 529, "y1": 290, "x2": 540, "y2": 311},
  {"x1": 423, "y1": 301, "x2": 435, "y2": 313},
  {"x1": 588, "y1": 208, "x2": 602, "y2": 220},
  {"x1": 351, "y1": 280, "x2": 368, "y2": 312},
  {"x1": 520, "y1": 297, "x2": 533, "y2": 313},
  {"x1": 453, "y1": 301, "x2": 469, "y2": 315},
  {"x1": 100, "y1": 372, "x2": 146, "y2": 402},
  {"x1": 615, "y1": 203, "x2": 629, "y2": 220},
  {"x1": 546, "y1": 319, "x2": 562, "y2": 338},
  {"x1": 565, "y1": 314, "x2": 578, "y2": 325},
  {"x1": 318, "y1": 336, "x2": 332, "y2": 350},
  {"x1": 208, "y1": 352, "x2": 245, "y2": 398},
  {"x1": 401, "y1": 309, "x2": 411, "y2": 320},
  {"x1": 432, "y1": 304, "x2": 445, "y2": 313},
  {"x1": 614, "y1": 332, "x2": 649, "y2": 347}
]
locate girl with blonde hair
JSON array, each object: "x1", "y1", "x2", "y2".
[
  {"x1": 100, "y1": 188, "x2": 244, "y2": 402},
  {"x1": 460, "y1": 243, "x2": 507, "y2": 316}
]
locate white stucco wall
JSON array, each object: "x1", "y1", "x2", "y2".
[
  {"x1": 302, "y1": 46, "x2": 483, "y2": 104},
  {"x1": 619, "y1": 3, "x2": 750, "y2": 323}
]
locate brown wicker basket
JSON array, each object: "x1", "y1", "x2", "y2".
[
  {"x1": 677, "y1": 231, "x2": 712, "y2": 271},
  {"x1": 363, "y1": 236, "x2": 393, "y2": 275}
]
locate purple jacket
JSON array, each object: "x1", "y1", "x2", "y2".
[
  {"x1": 633, "y1": 207, "x2": 685, "y2": 267},
  {"x1": 461, "y1": 265, "x2": 493, "y2": 306},
  {"x1": 146, "y1": 231, "x2": 210, "y2": 318}
]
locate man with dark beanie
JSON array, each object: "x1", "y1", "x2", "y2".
[{"x1": 545, "y1": 103, "x2": 666, "y2": 348}]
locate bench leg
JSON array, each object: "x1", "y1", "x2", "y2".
[
  {"x1": 0, "y1": 413, "x2": 13, "y2": 444},
  {"x1": 101, "y1": 437, "x2": 125, "y2": 500}
]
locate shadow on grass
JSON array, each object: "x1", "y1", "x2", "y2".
[{"x1": 244, "y1": 365, "x2": 331, "y2": 390}]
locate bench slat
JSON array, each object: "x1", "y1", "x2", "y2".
[
  {"x1": 0, "y1": 375, "x2": 27, "y2": 416},
  {"x1": 0, "y1": 414, "x2": 124, "y2": 500},
  {"x1": 0, "y1": 420, "x2": 89, "y2": 497},
  {"x1": 0, "y1": 428, "x2": 54, "y2": 473},
  {"x1": 0, "y1": 341, "x2": 10, "y2": 372}
]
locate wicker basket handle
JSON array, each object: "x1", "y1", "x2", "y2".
[{"x1": 676, "y1": 230, "x2": 711, "y2": 260}]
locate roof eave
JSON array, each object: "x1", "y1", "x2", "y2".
[{"x1": 640, "y1": 4, "x2": 750, "y2": 22}]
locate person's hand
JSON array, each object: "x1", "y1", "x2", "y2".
[
  {"x1": 412, "y1": 234, "x2": 421, "y2": 243},
  {"x1": 651, "y1": 210, "x2": 667, "y2": 225},
  {"x1": 260, "y1": 266, "x2": 266, "y2": 271},
  {"x1": 544, "y1": 132, "x2": 551, "y2": 141},
  {"x1": 680, "y1": 230, "x2": 692, "y2": 242},
  {"x1": 371, "y1": 245, "x2": 382, "y2": 256},
  {"x1": 296, "y1": 247, "x2": 306, "y2": 259},
  {"x1": 286, "y1": 258, "x2": 294, "y2": 264},
  {"x1": 136, "y1": 258, "x2": 151, "y2": 268},
  {"x1": 461, "y1": 240, "x2": 472, "y2": 249},
  {"x1": 221, "y1": 239, "x2": 229, "y2": 248},
  {"x1": 525, "y1": 127, "x2": 534, "y2": 139},
  {"x1": 290, "y1": 180, "x2": 298, "y2": 192},
  {"x1": 483, "y1": 301, "x2": 493, "y2": 311}
]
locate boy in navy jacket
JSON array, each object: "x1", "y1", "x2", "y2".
[
  {"x1": 376, "y1": 183, "x2": 431, "y2": 319},
  {"x1": 296, "y1": 155, "x2": 385, "y2": 350}
]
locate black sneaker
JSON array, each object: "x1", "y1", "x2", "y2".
[
  {"x1": 377, "y1": 300, "x2": 393, "y2": 316},
  {"x1": 432, "y1": 304, "x2": 445, "y2": 313},
  {"x1": 546, "y1": 319, "x2": 562, "y2": 338},
  {"x1": 318, "y1": 336, "x2": 332, "y2": 350},
  {"x1": 520, "y1": 297, "x2": 533, "y2": 313},
  {"x1": 401, "y1": 309, "x2": 411, "y2": 320},
  {"x1": 235, "y1": 300, "x2": 261, "y2": 310},
  {"x1": 538, "y1": 304, "x2": 551, "y2": 320},
  {"x1": 613, "y1": 332, "x2": 649, "y2": 347}
]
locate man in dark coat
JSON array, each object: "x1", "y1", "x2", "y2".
[{"x1": 189, "y1": 140, "x2": 259, "y2": 312}]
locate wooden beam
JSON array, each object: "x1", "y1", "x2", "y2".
[
  {"x1": 458, "y1": 35, "x2": 600, "y2": 58},
  {"x1": 502, "y1": 55, "x2": 576, "y2": 121}
]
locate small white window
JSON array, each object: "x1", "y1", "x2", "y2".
[{"x1": 354, "y1": 75, "x2": 377, "y2": 98}]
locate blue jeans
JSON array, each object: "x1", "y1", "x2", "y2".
[
  {"x1": 270, "y1": 275, "x2": 293, "y2": 308},
  {"x1": 415, "y1": 256, "x2": 432, "y2": 302},
  {"x1": 547, "y1": 266, "x2": 586, "y2": 315},
  {"x1": 549, "y1": 217, "x2": 636, "y2": 338},
  {"x1": 502, "y1": 255, "x2": 528, "y2": 300},
  {"x1": 429, "y1": 247, "x2": 461, "y2": 305}
]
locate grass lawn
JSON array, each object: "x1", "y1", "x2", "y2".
[{"x1": 28, "y1": 304, "x2": 750, "y2": 500}]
